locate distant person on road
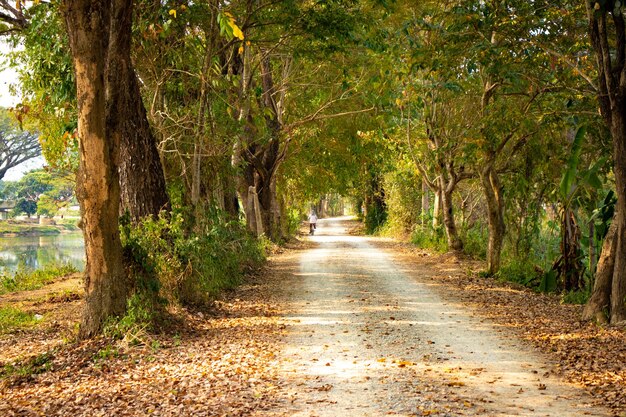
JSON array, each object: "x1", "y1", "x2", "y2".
[{"x1": 308, "y1": 211, "x2": 318, "y2": 235}]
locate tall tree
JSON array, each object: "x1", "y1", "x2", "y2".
[
  {"x1": 62, "y1": 0, "x2": 126, "y2": 337},
  {"x1": 0, "y1": 110, "x2": 41, "y2": 180},
  {"x1": 582, "y1": 0, "x2": 626, "y2": 324}
]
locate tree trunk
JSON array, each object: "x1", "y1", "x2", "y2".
[
  {"x1": 560, "y1": 207, "x2": 584, "y2": 291},
  {"x1": 433, "y1": 187, "x2": 441, "y2": 228},
  {"x1": 64, "y1": 0, "x2": 126, "y2": 338},
  {"x1": 583, "y1": 217, "x2": 617, "y2": 323},
  {"x1": 585, "y1": 0, "x2": 626, "y2": 324},
  {"x1": 439, "y1": 177, "x2": 463, "y2": 251},
  {"x1": 609, "y1": 113, "x2": 626, "y2": 323},
  {"x1": 421, "y1": 178, "x2": 429, "y2": 226},
  {"x1": 481, "y1": 165, "x2": 505, "y2": 275},
  {"x1": 108, "y1": 0, "x2": 169, "y2": 222},
  {"x1": 589, "y1": 220, "x2": 597, "y2": 276}
]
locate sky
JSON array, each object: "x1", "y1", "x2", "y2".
[{"x1": 1, "y1": 40, "x2": 46, "y2": 181}]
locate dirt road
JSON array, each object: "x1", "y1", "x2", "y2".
[{"x1": 269, "y1": 217, "x2": 609, "y2": 417}]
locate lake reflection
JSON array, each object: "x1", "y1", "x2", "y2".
[{"x1": 0, "y1": 232, "x2": 85, "y2": 273}]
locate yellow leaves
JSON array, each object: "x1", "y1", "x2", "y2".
[
  {"x1": 225, "y1": 12, "x2": 245, "y2": 41},
  {"x1": 219, "y1": 11, "x2": 245, "y2": 41},
  {"x1": 168, "y1": 9, "x2": 177, "y2": 18}
]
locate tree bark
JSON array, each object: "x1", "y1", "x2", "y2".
[
  {"x1": 439, "y1": 176, "x2": 463, "y2": 251},
  {"x1": 583, "y1": 218, "x2": 617, "y2": 323},
  {"x1": 107, "y1": 0, "x2": 169, "y2": 222},
  {"x1": 584, "y1": 3, "x2": 626, "y2": 324},
  {"x1": 63, "y1": 0, "x2": 126, "y2": 338},
  {"x1": 432, "y1": 187, "x2": 441, "y2": 228},
  {"x1": 421, "y1": 178, "x2": 429, "y2": 226},
  {"x1": 481, "y1": 165, "x2": 505, "y2": 275},
  {"x1": 609, "y1": 113, "x2": 626, "y2": 323}
]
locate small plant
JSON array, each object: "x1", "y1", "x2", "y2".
[
  {"x1": 0, "y1": 352, "x2": 53, "y2": 381},
  {"x1": 93, "y1": 345, "x2": 119, "y2": 361},
  {"x1": 562, "y1": 289, "x2": 591, "y2": 305}
]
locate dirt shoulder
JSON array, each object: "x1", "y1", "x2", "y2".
[{"x1": 371, "y1": 236, "x2": 626, "y2": 415}]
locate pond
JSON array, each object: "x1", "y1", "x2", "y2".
[{"x1": 0, "y1": 232, "x2": 85, "y2": 273}]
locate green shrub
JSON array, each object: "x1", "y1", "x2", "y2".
[
  {"x1": 495, "y1": 259, "x2": 541, "y2": 288},
  {"x1": 562, "y1": 289, "x2": 591, "y2": 305},
  {"x1": 286, "y1": 208, "x2": 303, "y2": 237},
  {"x1": 365, "y1": 202, "x2": 387, "y2": 234},
  {"x1": 461, "y1": 226, "x2": 487, "y2": 259},
  {"x1": 121, "y1": 208, "x2": 266, "y2": 308},
  {"x1": 411, "y1": 226, "x2": 448, "y2": 253}
]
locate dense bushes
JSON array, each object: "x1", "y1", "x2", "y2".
[{"x1": 121, "y1": 209, "x2": 267, "y2": 309}]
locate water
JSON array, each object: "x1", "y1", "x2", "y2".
[{"x1": 0, "y1": 232, "x2": 85, "y2": 273}]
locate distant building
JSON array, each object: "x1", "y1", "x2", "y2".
[{"x1": 0, "y1": 200, "x2": 15, "y2": 220}]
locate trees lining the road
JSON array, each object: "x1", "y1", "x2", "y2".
[{"x1": 0, "y1": 0, "x2": 625, "y2": 333}]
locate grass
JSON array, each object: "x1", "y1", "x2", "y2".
[
  {"x1": 0, "y1": 223, "x2": 61, "y2": 235},
  {"x1": 0, "y1": 263, "x2": 78, "y2": 295},
  {"x1": 0, "y1": 306, "x2": 40, "y2": 334}
]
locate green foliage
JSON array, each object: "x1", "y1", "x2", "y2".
[
  {"x1": 120, "y1": 208, "x2": 266, "y2": 307},
  {"x1": 286, "y1": 208, "x2": 303, "y2": 237},
  {"x1": 0, "y1": 306, "x2": 39, "y2": 333},
  {"x1": 364, "y1": 200, "x2": 387, "y2": 234},
  {"x1": 411, "y1": 226, "x2": 447, "y2": 253},
  {"x1": 539, "y1": 269, "x2": 558, "y2": 293},
  {"x1": 103, "y1": 292, "x2": 158, "y2": 344},
  {"x1": 381, "y1": 166, "x2": 422, "y2": 235},
  {"x1": 495, "y1": 260, "x2": 541, "y2": 288},
  {"x1": 460, "y1": 226, "x2": 487, "y2": 260},
  {"x1": 0, "y1": 262, "x2": 77, "y2": 295},
  {"x1": 0, "y1": 223, "x2": 61, "y2": 235},
  {"x1": 562, "y1": 289, "x2": 591, "y2": 305}
]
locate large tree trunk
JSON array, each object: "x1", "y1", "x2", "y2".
[
  {"x1": 481, "y1": 165, "x2": 505, "y2": 275},
  {"x1": 583, "y1": 217, "x2": 617, "y2": 323},
  {"x1": 585, "y1": 3, "x2": 626, "y2": 324},
  {"x1": 108, "y1": 0, "x2": 169, "y2": 222},
  {"x1": 609, "y1": 113, "x2": 626, "y2": 323},
  {"x1": 64, "y1": 0, "x2": 126, "y2": 338}
]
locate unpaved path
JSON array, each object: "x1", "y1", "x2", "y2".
[{"x1": 269, "y1": 217, "x2": 609, "y2": 417}]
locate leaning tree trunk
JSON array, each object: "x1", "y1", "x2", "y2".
[
  {"x1": 117, "y1": 73, "x2": 169, "y2": 221},
  {"x1": 64, "y1": 0, "x2": 126, "y2": 338},
  {"x1": 481, "y1": 165, "x2": 505, "y2": 275},
  {"x1": 108, "y1": 0, "x2": 169, "y2": 223}
]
